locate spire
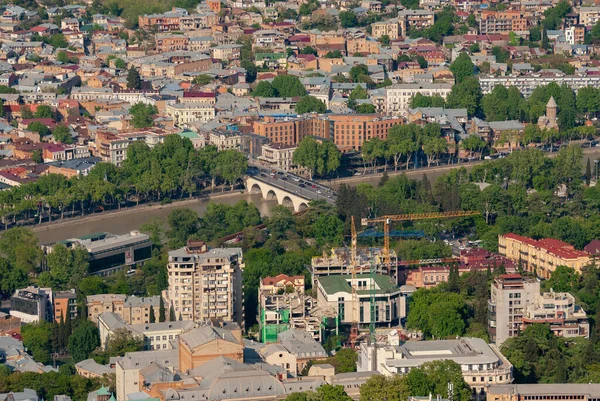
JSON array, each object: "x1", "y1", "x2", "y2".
[{"x1": 547, "y1": 96, "x2": 557, "y2": 108}]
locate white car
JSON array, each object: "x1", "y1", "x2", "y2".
[
  {"x1": 317, "y1": 190, "x2": 322, "y2": 194},
  {"x1": 292, "y1": 177, "x2": 300, "y2": 181},
  {"x1": 354, "y1": 172, "x2": 362, "y2": 176}
]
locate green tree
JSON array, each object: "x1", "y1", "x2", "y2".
[
  {"x1": 114, "y1": 58, "x2": 126, "y2": 69},
  {"x1": 491, "y1": 46, "x2": 510, "y2": 63},
  {"x1": 126, "y1": 66, "x2": 141, "y2": 89},
  {"x1": 0, "y1": 228, "x2": 41, "y2": 274},
  {"x1": 34, "y1": 105, "x2": 54, "y2": 119},
  {"x1": 295, "y1": 96, "x2": 326, "y2": 114},
  {"x1": 461, "y1": 135, "x2": 487, "y2": 158},
  {"x1": 129, "y1": 103, "x2": 157, "y2": 128},
  {"x1": 339, "y1": 10, "x2": 358, "y2": 28},
  {"x1": 350, "y1": 64, "x2": 369, "y2": 84},
  {"x1": 192, "y1": 74, "x2": 213, "y2": 85},
  {"x1": 406, "y1": 288, "x2": 467, "y2": 338},
  {"x1": 215, "y1": 150, "x2": 248, "y2": 190},
  {"x1": 380, "y1": 34, "x2": 390, "y2": 46},
  {"x1": 32, "y1": 149, "x2": 43, "y2": 163},
  {"x1": 253, "y1": 81, "x2": 275, "y2": 97},
  {"x1": 167, "y1": 208, "x2": 199, "y2": 248},
  {"x1": 271, "y1": 75, "x2": 307, "y2": 97},
  {"x1": 22, "y1": 322, "x2": 53, "y2": 364},
  {"x1": 68, "y1": 320, "x2": 100, "y2": 362},
  {"x1": 159, "y1": 296, "x2": 166, "y2": 322},
  {"x1": 52, "y1": 125, "x2": 72, "y2": 144},
  {"x1": 450, "y1": 52, "x2": 474, "y2": 84},
  {"x1": 356, "y1": 104, "x2": 376, "y2": 113},
  {"x1": 446, "y1": 76, "x2": 482, "y2": 117},
  {"x1": 28, "y1": 121, "x2": 51, "y2": 138},
  {"x1": 360, "y1": 374, "x2": 409, "y2": 401}
]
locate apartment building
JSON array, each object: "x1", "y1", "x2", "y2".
[
  {"x1": 329, "y1": 114, "x2": 404, "y2": 151},
  {"x1": 210, "y1": 44, "x2": 243, "y2": 60},
  {"x1": 87, "y1": 294, "x2": 160, "y2": 325},
  {"x1": 565, "y1": 25, "x2": 585, "y2": 44},
  {"x1": 479, "y1": 72, "x2": 600, "y2": 97},
  {"x1": 165, "y1": 103, "x2": 216, "y2": 127},
  {"x1": 479, "y1": 10, "x2": 527, "y2": 34},
  {"x1": 498, "y1": 233, "x2": 592, "y2": 277},
  {"x1": 130, "y1": 52, "x2": 213, "y2": 78},
  {"x1": 488, "y1": 274, "x2": 589, "y2": 346},
  {"x1": 372, "y1": 20, "x2": 400, "y2": 40},
  {"x1": 179, "y1": 12, "x2": 218, "y2": 30},
  {"x1": 252, "y1": 115, "x2": 331, "y2": 146},
  {"x1": 10, "y1": 286, "x2": 52, "y2": 323},
  {"x1": 487, "y1": 384, "x2": 600, "y2": 401},
  {"x1": 386, "y1": 83, "x2": 453, "y2": 115},
  {"x1": 397, "y1": 10, "x2": 434, "y2": 37},
  {"x1": 138, "y1": 10, "x2": 184, "y2": 31},
  {"x1": 358, "y1": 336, "x2": 513, "y2": 391},
  {"x1": 54, "y1": 290, "x2": 77, "y2": 323},
  {"x1": 165, "y1": 240, "x2": 244, "y2": 326},
  {"x1": 156, "y1": 34, "x2": 189, "y2": 53},
  {"x1": 579, "y1": 7, "x2": 600, "y2": 26}
]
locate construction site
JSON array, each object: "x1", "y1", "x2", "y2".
[{"x1": 259, "y1": 211, "x2": 480, "y2": 348}]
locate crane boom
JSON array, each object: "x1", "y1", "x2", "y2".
[{"x1": 360, "y1": 211, "x2": 480, "y2": 264}]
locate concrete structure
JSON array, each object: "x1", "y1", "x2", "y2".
[
  {"x1": 43, "y1": 231, "x2": 153, "y2": 275},
  {"x1": 358, "y1": 336, "x2": 513, "y2": 392},
  {"x1": 10, "y1": 287, "x2": 52, "y2": 323},
  {"x1": 165, "y1": 241, "x2": 244, "y2": 325},
  {"x1": 487, "y1": 384, "x2": 600, "y2": 401},
  {"x1": 489, "y1": 274, "x2": 589, "y2": 346},
  {"x1": 397, "y1": 10, "x2": 434, "y2": 36},
  {"x1": 498, "y1": 234, "x2": 592, "y2": 277},
  {"x1": 316, "y1": 274, "x2": 407, "y2": 328},
  {"x1": 87, "y1": 294, "x2": 127, "y2": 324},
  {"x1": 386, "y1": 84, "x2": 452, "y2": 115},
  {"x1": 579, "y1": 7, "x2": 600, "y2": 26}
]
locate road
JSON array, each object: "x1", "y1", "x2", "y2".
[
  {"x1": 248, "y1": 167, "x2": 336, "y2": 203},
  {"x1": 324, "y1": 146, "x2": 600, "y2": 188}
]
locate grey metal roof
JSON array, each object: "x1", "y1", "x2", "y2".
[{"x1": 179, "y1": 326, "x2": 240, "y2": 350}]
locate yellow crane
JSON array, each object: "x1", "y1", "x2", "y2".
[{"x1": 361, "y1": 211, "x2": 481, "y2": 265}]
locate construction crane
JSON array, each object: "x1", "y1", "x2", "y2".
[
  {"x1": 349, "y1": 216, "x2": 359, "y2": 348},
  {"x1": 361, "y1": 211, "x2": 481, "y2": 265}
]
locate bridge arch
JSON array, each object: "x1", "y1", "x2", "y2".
[
  {"x1": 244, "y1": 176, "x2": 322, "y2": 213},
  {"x1": 250, "y1": 183, "x2": 262, "y2": 194}
]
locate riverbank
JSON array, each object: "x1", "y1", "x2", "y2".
[{"x1": 32, "y1": 191, "x2": 278, "y2": 244}]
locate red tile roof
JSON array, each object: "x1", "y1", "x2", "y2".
[{"x1": 503, "y1": 233, "x2": 590, "y2": 260}]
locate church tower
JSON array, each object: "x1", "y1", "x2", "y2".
[{"x1": 546, "y1": 96, "x2": 557, "y2": 119}]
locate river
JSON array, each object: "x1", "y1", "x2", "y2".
[
  {"x1": 33, "y1": 193, "x2": 278, "y2": 244},
  {"x1": 30, "y1": 148, "x2": 600, "y2": 244}
]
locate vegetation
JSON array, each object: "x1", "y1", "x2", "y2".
[
  {"x1": 293, "y1": 137, "x2": 341, "y2": 179},
  {"x1": 295, "y1": 96, "x2": 327, "y2": 114}
]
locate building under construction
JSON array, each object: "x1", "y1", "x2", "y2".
[
  {"x1": 309, "y1": 247, "x2": 399, "y2": 285},
  {"x1": 258, "y1": 274, "x2": 338, "y2": 344}
]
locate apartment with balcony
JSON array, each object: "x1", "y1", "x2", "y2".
[
  {"x1": 165, "y1": 240, "x2": 244, "y2": 326},
  {"x1": 498, "y1": 233, "x2": 591, "y2": 278},
  {"x1": 488, "y1": 274, "x2": 589, "y2": 346}
]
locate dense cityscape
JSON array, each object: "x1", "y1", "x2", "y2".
[{"x1": 0, "y1": 0, "x2": 598, "y2": 401}]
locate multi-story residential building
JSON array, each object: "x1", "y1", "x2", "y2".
[
  {"x1": 122, "y1": 296, "x2": 161, "y2": 325},
  {"x1": 210, "y1": 44, "x2": 243, "y2": 60},
  {"x1": 397, "y1": 10, "x2": 434, "y2": 37},
  {"x1": 86, "y1": 294, "x2": 127, "y2": 324},
  {"x1": 479, "y1": 10, "x2": 527, "y2": 34},
  {"x1": 252, "y1": 115, "x2": 331, "y2": 146},
  {"x1": 165, "y1": 103, "x2": 215, "y2": 127},
  {"x1": 479, "y1": 71, "x2": 600, "y2": 97},
  {"x1": 257, "y1": 143, "x2": 300, "y2": 172},
  {"x1": 54, "y1": 290, "x2": 77, "y2": 323},
  {"x1": 498, "y1": 234, "x2": 592, "y2": 277},
  {"x1": 565, "y1": 25, "x2": 585, "y2": 44},
  {"x1": 579, "y1": 7, "x2": 600, "y2": 26},
  {"x1": 130, "y1": 52, "x2": 213, "y2": 78},
  {"x1": 372, "y1": 20, "x2": 400, "y2": 40},
  {"x1": 208, "y1": 130, "x2": 244, "y2": 150},
  {"x1": 487, "y1": 384, "x2": 600, "y2": 401},
  {"x1": 386, "y1": 84, "x2": 453, "y2": 115},
  {"x1": 488, "y1": 274, "x2": 589, "y2": 345},
  {"x1": 260, "y1": 329, "x2": 328, "y2": 377},
  {"x1": 328, "y1": 114, "x2": 404, "y2": 151},
  {"x1": 179, "y1": 12, "x2": 218, "y2": 30},
  {"x1": 10, "y1": 286, "x2": 52, "y2": 323},
  {"x1": 155, "y1": 34, "x2": 189, "y2": 53},
  {"x1": 165, "y1": 240, "x2": 244, "y2": 326},
  {"x1": 138, "y1": 9, "x2": 185, "y2": 31},
  {"x1": 358, "y1": 336, "x2": 513, "y2": 391}
]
